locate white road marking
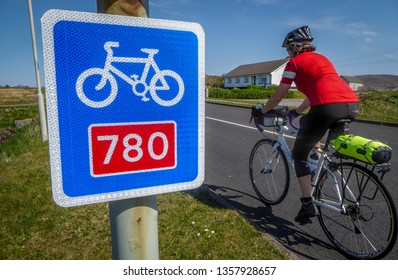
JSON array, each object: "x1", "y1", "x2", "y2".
[{"x1": 205, "y1": 116, "x2": 297, "y2": 139}]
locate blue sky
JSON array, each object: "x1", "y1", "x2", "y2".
[{"x1": 1, "y1": 0, "x2": 398, "y2": 87}]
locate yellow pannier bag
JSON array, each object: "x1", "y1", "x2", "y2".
[{"x1": 331, "y1": 134, "x2": 392, "y2": 165}]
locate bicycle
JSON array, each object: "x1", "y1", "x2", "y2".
[
  {"x1": 76, "y1": 41, "x2": 184, "y2": 108},
  {"x1": 249, "y1": 105, "x2": 397, "y2": 259}
]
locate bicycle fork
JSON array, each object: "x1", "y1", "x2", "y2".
[{"x1": 261, "y1": 144, "x2": 280, "y2": 174}]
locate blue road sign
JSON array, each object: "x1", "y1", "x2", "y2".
[{"x1": 42, "y1": 10, "x2": 205, "y2": 207}]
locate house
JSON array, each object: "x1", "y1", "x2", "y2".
[
  {"x1": 223, "y1": 58, "x2": 289, "y2": 89},
  {"x1": 341, "y1": 76, "x2": 364, "y2": 91}
]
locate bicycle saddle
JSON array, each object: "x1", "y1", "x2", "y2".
[
  {"x1": 328, "y1": 118, "x2": 352, "y2": 144},
  {"x1": 332, "y1": 118, "x2": 352, "y2": 126},
  {"x1": 141, "y1": 48, "x2": 159, "y2": 54}
]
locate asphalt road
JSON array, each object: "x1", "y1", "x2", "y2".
[{"x1": 204, "y1": 102, "x2": 398, "y2": 260}]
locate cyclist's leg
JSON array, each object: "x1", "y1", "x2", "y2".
[
  {"x1": 293, "y1": 112, "x2": 328, "y2": 222},
  {"x1": 293, "y1": 111, "x2": 328, "y2": 191},
  {"x1": 293, "y1": 102, "x2": 358, "y2": 183},
  {"x1": 293, "y1": 103, "x2": 358, "y2": 223}
]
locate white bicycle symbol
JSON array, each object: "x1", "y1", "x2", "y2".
[{"x1": 76, "y1": 41, "x2": 184, "y2": 108}]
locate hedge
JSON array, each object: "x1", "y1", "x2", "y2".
[{"x1": 208, "y1": 85, "x2": 297, "y2": 99}]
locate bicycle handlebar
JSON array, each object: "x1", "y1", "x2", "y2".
[{"x1": 252, "y1": 105, "x2": 300, "y2": 133}]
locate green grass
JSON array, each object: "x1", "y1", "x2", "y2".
[
  {"x1": 0, "y1": 121, "x2": 288, "y2": 260},
  {"x1": 0, "y1": 88, "x2": 38, "y2": 135},
  {"x1": 357, "y1": 91, "x2": 398, "y2": 123}
]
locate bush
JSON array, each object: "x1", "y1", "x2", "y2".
[
  {"x1": 208, "y1": 85, "x2": 297, "y2": 100},
  {"x1": 357, "y1": 90, "x2": 398, "y2": 122}
]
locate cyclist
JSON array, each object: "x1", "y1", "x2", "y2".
[{"x1": 252, "y1": 26, "x2": 359, "y2": 223}]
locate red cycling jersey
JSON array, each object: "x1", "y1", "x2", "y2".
[{"x1": 280, "y1": 52, "x2": 358, "y2": 107}]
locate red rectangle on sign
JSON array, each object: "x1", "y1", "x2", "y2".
[{"x1": 89, "y1": 121, "x2": 177, "y2": 177}]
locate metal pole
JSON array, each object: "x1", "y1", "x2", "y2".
[
  {"x1": 109, "y1": 196, "x2": 158, "y2": 259},
  {"x1": 27, "y1": 0, "x2": 48, "y2": 141},
  {"x1": 96, "y1": 0, "x2": 159, "y2": 260}
]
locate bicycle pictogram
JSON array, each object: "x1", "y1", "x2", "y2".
[{"x1": 76, "y1": 41, "x2": 185, "y2": 108}]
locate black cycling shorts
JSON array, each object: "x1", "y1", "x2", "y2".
[{"x1": 292, "y1": 102, "x2": 358, "y2": 178}]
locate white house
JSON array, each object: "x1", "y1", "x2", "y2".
[
  {"x1": 341, "y1": 76, "x2": 364, "y2": 91},
  {"x1": 223, "y1": 58, "x2": 289, "y2": 88}
]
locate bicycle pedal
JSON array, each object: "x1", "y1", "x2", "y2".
[{"x1": 299, "y1": 218, "x2": 312, "y2": 225}]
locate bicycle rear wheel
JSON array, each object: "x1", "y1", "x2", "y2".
[
  {"x1": 249, "y1": 139, "x2": 290, "y2": 205},
  {"x1": 315, "y1": 162, "x2": 397, "y2": 259}
]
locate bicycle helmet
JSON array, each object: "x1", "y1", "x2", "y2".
[{"x1": 282, "y1": 26, "x2": 314, "y2": 48}]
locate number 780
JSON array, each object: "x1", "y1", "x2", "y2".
[{"x1": 89, "y1": 122, "x2": 177, "y2": 176}]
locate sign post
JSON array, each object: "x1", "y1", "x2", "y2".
[
  {"x1": 41, "y1": 1, "x2": 205, "y2": 260},
  {"x1": 27, "y1": 0, "x2": 48, "y2": 141},
  {"x1": 98, "y1": 0, "x2": 158, "y2": 260}
]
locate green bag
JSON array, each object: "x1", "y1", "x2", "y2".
[{"x1": 331, "y1": 134, "x2": 392, "y2": 165}]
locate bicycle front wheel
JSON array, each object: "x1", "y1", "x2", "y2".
[
  {"x1": 315, "y1": 162, "x2": 397, "y2": 259},
  {"x1": 249, "y1": 139, "x2": 290, "y2": 205}
]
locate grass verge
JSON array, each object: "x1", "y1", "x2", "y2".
[{"x1": 0, "y1": 122, "x2": 289, "y2": 260}]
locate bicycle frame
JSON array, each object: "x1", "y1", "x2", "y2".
[
  {"x1": 311, "y1": 154, "x2": 349, "y2": 214},
  {"x1": 251, "y1": 106, "x2": 397, "y2": 259},
  {"x1": 253, "y1": 108, "x2": 353, "y2": 215}
]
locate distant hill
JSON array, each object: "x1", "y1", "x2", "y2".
[{"x1": 356, "y1": 74, "x2": 398, "y2": 90}]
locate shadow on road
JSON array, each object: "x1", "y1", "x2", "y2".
[{"x1": 205, "y1": 184, "x2": 337, "y2": 260}]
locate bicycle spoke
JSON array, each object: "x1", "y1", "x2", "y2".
[
  {"x1": 350, "y1": 218, "x2": 378, "y2": 253},
  {"x1": 320, "y1": 212, "x2": 357, "y2": 234},
  {"x1": 249, "y1": 139, "x2": 289, "y2": 205},
  {"x1": 248, "y1": 108, "x2": 397, "y2": 259},
  {"x1": 316, "y1": 162, "x2": 397, "y2": 259}
]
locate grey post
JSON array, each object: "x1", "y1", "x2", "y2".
[
  {"x1": 96, "y1": 0, "x2": 159, "y2": 260},
  {"x1": 27, "y1": 0, "x2": 48, "y2": 141}
]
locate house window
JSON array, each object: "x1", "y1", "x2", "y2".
[
  {"x1": 227, "y1": 78, "x2": 232, "y2": 84},
  {"x1": 244, "y1": 77, "x2": 249, "y2": 83},
  {"x1": 260, "y1": 76, "x2": 267, "y2": 84},
  {"x1": 235, "y1": 77, "x2": 240, "y2": 83}
]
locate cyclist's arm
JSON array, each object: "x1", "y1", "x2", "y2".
[
  {"x1": 296, "y1": 97, "x2": 310, "y2": 114},
  {"x1": 262, "y1": 83, "x2": 291, "y2": 113}
]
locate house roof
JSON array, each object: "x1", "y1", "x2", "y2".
[
  {"x1": 341, "y1": 75, "x2": 363, "y2": 84},
  {"x1": 224, "y1": 58, "x2": 289, "y2": 77}
]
